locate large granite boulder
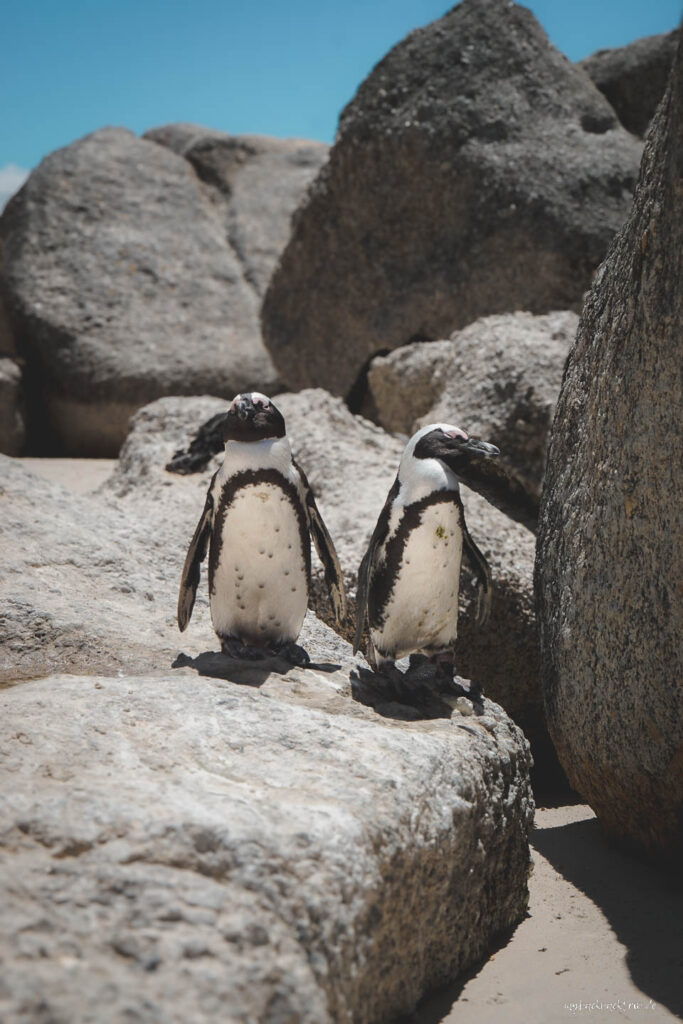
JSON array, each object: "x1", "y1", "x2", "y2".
[
  {"x1": 580, "y1": 30, "x2": 679, "y2": 137},
  {"x1": 536, "y1": 38, "x2": 682, "y2": 862},
  {"x1": 368, "y1": 310, "x2": 579, "y2": 506},
  {"x1": 0, "y1": 455, "x2": 534, "y2": 1021},
  {"x1": 139, "y1": 389, "x2": 555, "y2": 785},
  {"x1": 262, "y1": 0, "x2": 642, "y2": 398},
  {"x1": 0, "y1": 127, "x2": 282, "y2": 456},
  {"x1": 145, "y1": 124, "x2": 328, "y2": 297}
]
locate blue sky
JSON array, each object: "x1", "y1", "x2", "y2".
[{"x1": 1, "y1": 0, "x2": 680, "y2": 206}]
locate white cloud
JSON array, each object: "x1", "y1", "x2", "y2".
[{"x1": 0, "y1": 164, "x2": 30, "y2": 212}]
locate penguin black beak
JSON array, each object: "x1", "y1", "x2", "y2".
[
  {"x1": 436, "y1": 434, "x2": 500, "y2": 475},
  {"x1": 458, "y1": 437, "x2": 500, "y2": 458}
]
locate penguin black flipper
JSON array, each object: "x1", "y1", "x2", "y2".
[
  {"x1": 461, "y1": 514, "x2": 493, "y2": 627},
  {"x1": 353, "y1": 478, "x2": 399, "y2": 654},
  {"x1": 177, "y1": 472, "x2": 217, "y2": 632},
  {"x1": 293, "y1": 460, "x2": 348, "y2": 630}
]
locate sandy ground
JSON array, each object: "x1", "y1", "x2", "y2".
[
  {"x1": 416, "y1": 803, "x2": 682, "y2": 1024},
  {"x1": 14, "y1": 459, "x2": 683, "y2": 1024},
  {"x1": 18, "y1": 457, "x2": 118, "y2": 494}
]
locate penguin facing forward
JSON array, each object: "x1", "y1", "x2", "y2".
[
  {"x1": 354, "y1": 423, "x2": 499, "y2": 680},
  {"x1": 178, "y1": 392, "x2": 347, "y2": 664}
]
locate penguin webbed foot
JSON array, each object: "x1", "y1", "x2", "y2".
[
  {"x1": 272, "y1": 640, "x2": 311, "y2": 668},
  {"x1": 220, "y1": 638, "x2": 268, "y2": 661},
  {"x1": 371, "y1": 659, "x2": 413, "y2": 704},
  {"x1": 427, "y1": 652, "x2": 485, "y2": 706}
]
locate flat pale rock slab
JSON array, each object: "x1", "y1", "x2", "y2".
[{"x1": 0, "y1": 671, "x2": 532, "y2": 1024}]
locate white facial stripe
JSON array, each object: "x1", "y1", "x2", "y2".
[
  {"x1": 250, "y1": 392, "x2": 270, "y2": 407},
  {"x1": 396, "y1": 422, "x2": 465, "y2": 503},
  {"x1": 228, "y1": 391, "x2": 272, "y2": 411}
]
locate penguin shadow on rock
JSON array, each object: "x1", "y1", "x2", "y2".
[
  {"x1": 352, "y1": 423, "x2": 502, "y2": 723},
  {"x1": 171, "y1": 392, "x2": 348, "y2": 686},
  {"x1": 172, "y1": 647, "x2": 342, "y2": 689}
]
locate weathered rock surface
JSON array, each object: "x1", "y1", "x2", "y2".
[
  {"x1": 536, "y1": 38, "x2": 683, "y2": 861},
  {"x1": 0, "y1": 456, "x2": 534, "y2": 1021},
  {"x1": 131, "y1": 390, "x2": 554, "y2": 782},
  {"x1": 368, "y1": 311, "x2": 578, "y2": 505},
  {"x1": 0, "y1": 126, "x2": 279, "y2": 456},
  {"x1": 0, "y1": 669, "x2": 532, "y2": 1024},
  {"x1": 262, "y1": 0, "x2": 642, "y2": 397},
  {"x1": 0, "y1": 358, "x2": 25, "y2": 455},
  {"x1": 580, "y1": 30, "x2": 679, "y2": 137},
  {"x1": 145, "y1": 124, "x2": 329, "y2": 297}
]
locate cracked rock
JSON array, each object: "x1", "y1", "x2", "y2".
[{"x1": 145, "y1": 124, "x2": 328, "y2": 298}]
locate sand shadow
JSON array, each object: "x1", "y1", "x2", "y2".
[
  {"x1": 399, "y1": 921, "x2": 523, "y2": 1024},
  {"x1": 531, "y1": 816, "x2": 683, "y2": 1018},
  {"x1": 351, "y1": 658, "x2": 484, "y2": 722},
  {"x1": 173, "y1": 649, "x2": 341, "y2": 687}
]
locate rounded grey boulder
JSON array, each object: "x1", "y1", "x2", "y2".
[
  {"x1": 0, "y1": 127, "x2": 279, "y2": 455},
  {"x1": 262, "y1": 0, "x2": 642, "y2": 398},
  {"x1": 580, "y1": 30, "x2": 679, "y2": 137}
]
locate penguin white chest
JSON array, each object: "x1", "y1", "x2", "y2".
[
  {"x1": 210, "y1": 482, "x2": 308, "y2": 645},
  {"x1": 375, "y1": 502, "x2": 464, "y2": 659}
]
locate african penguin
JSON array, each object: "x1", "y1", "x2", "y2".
[
  {"x1": 178, "y1": 392, "x2": 347, "y2": 664},
  {"x1": 354, "y1": 423, "x2": 499, "y2": 678}
]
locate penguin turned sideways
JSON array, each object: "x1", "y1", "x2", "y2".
[
  {"x1": 178, "y1": 392, "x2": 347, "y2": 663},
  {"x1": 354, "y1": 423, "x2": 499, "y2": 678}
]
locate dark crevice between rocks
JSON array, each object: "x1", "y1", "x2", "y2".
[
  {"x1": 346, "y1": 349, "x2": 391, "y2": 419},
  {"x1": 183, "y1": 150, "x2": 264, "y2": 304},
  {"x1": 580, "y1": 111, "x2": 618, "y2": 134},
  {"x1": 4, "y1": 312, "x2": 61, "y2": 456}
]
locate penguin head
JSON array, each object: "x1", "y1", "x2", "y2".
[
  {"x1": 222, "y1": 392, "x2": 286, "y2": 443},
  {"x1": 403, "y1": 423, "x2": 499, "y2": 480}
]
